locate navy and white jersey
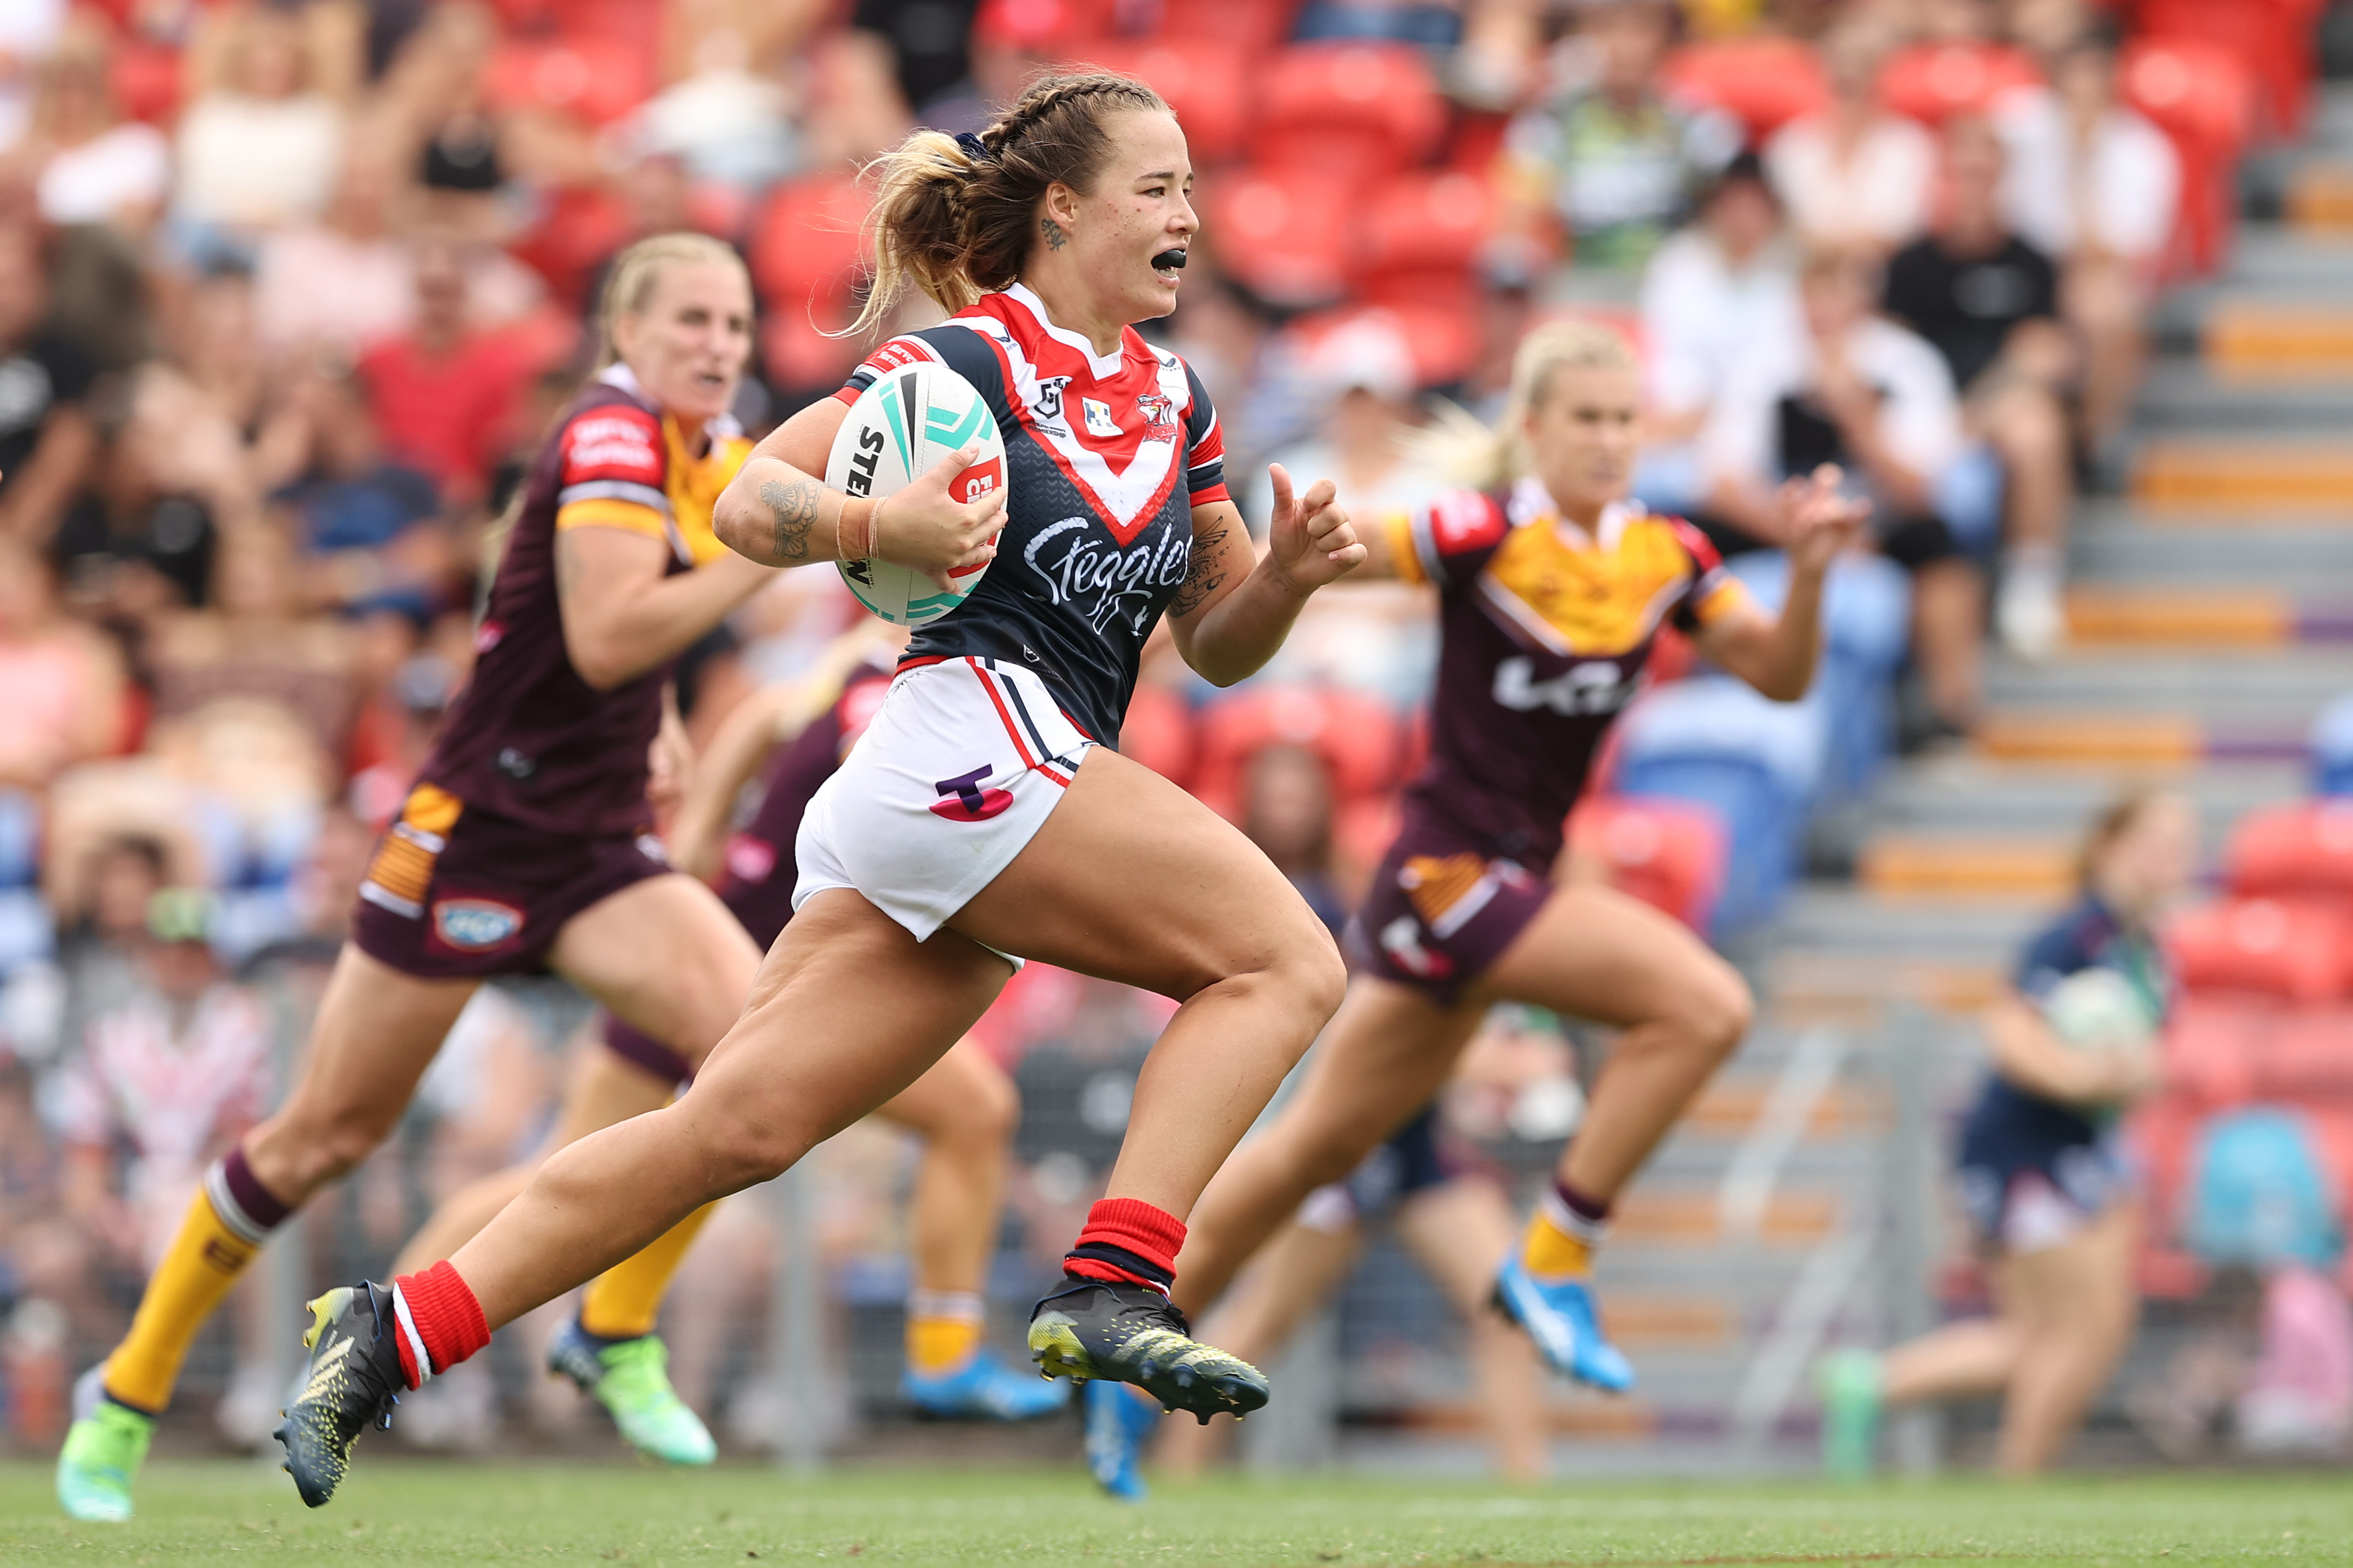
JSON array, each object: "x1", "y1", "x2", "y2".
[{"x1": 834, "y1": 283, "x2": 1230, "y2": 746}]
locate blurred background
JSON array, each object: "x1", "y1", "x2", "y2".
[{"x1": 4, "y1": 0, "x2": 2353, "y2": 1479}]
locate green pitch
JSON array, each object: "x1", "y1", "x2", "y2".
[{"x1": 3, "y1": 1461, "x2": 2346, "y2": 1564}]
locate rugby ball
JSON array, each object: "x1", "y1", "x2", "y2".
[
  {"x1": 2041, "y1": 966, "x2": 2158, "y2": 1062},
  {"x1": 826, "y1": 359, "x2": 1006, "y2": 626}
]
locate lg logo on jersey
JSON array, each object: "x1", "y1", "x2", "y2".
[{"x1": 1493, "y1": 657, "x2": 1633, "y2": 716}]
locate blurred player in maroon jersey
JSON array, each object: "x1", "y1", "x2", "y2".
[{"x1": 59, "y1": 234, "x2": 777, "y2": 1522}]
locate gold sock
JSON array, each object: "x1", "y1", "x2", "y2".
[
  {"x1": 905, "y1": 1292, "x2": 984, "y2": 1377},
  {"x1": 103, "y1": 1188, "x2": 261, "y2": 1412},
  {"x1": 578, "y1": 1202, "x2": 718, "y2": 1340},
  {"x1": 1520, "y1": 1208, "x2": 1596, "y2": 1279}
]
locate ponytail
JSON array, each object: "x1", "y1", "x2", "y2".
[{"x1": 851, "y1": 70, "x2": 1169, "y2": 337}]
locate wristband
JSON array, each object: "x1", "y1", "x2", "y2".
[{"x1": 843, "y1": 497, "x2": 879, "y2": 562}]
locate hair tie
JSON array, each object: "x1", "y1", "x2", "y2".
[{"x1": 954, "y1": 131, "x2": 995, "y2": 166}]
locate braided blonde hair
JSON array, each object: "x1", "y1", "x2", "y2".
[{"x1": 851, "y1": 71, "x2": 1170, "y2": 337}]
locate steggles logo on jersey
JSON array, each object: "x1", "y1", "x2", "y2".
[
  {"x1": 1024, "y1": 515, "x2": 1193, "y2": 636},
  {"x1": 1081, "y1": 397, "x2": 1122, "y2": 439}
]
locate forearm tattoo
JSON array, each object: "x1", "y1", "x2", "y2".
[
  {"x1": 1040, "y1": 217, "x2": 1068, "y2": 251},
  {"x1": 1168, "y1": 526, "x2": 1228, "y2": 619},
  {"x1": 760, "y1": 477, "x2": 819, "y2": 562}
]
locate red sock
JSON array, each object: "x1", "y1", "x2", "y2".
[
  {"x1": 1062, "y1": 1197, "x2": 1186, "y2": 1296},
  {"x1": 388, "y1": 1261, "x2": 490, "y2": 1389}
]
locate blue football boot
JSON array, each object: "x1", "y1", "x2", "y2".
[
  {"x1": 1083, "y1": 1378, "x2": 1159, "y2": 1503},
  {"x1": 902, "y1": 1349, "x2": 1072, "y2": 1421},
  {"x1": 1492, "y1": 1256, "x2": 1635, "y2": 1393}
]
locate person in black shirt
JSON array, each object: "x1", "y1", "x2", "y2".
[
  {"x1": 1883, "y1": 118, "x2": 2075, "y2": 662},
  {"x1": 0, "y1": 224, "x2": 100, "y2": 545}
]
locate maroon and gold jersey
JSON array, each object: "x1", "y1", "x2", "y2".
[
  {"x1": 415, "y1": 367, "x2": 752, "y2": 837},
  {"x1": 1384, "y1": 480, "x2": 1752, "y2": 869}
]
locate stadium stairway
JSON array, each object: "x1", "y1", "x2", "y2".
[{"x1": 1341, "y1": 85, "x2": 2353, "y2": 1480}]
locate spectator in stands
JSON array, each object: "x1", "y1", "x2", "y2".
[
  {"x1": 1764, "y1": 22, "x2": 1935, "y2": 257},
  {"x1": 254, "y1": 144, "x2": 413, "y2": 358},
  {"x1": 1883, "y1": 118, "x2": 2075, "y2": 660},
  {"x1": 1247, "y1": 314, "x2": 1448, "y2": 529},
  {"x1": 0, "y1": 534, "x2": 124, "y2": 793},
  {"x1": 1993, "y1": 22, "x2": 2177, "y2": 457},
  {"x1": 357, "y1": 232, "x2": 532, "y2": 502},
  {"x1": 1819, "y1": 791, "x2": 2193, "y2": 1476},
  {"x1": 51, "y1": 371, "x2": 228, "y2": 629},
  {"x1": 20, "y1": 18, "x2": 170, "y2": 233},
  {"x1": 170, "y1": 4, "x2": 350, "y2": 260},
  {"x1": 1704, "y1": 250, "x2": 1984, "y2": 739},
  {"x1": 53, "y1": 885, "x2": 278, "y2": 1443},
  {"x1": 0, "y1": 0, "x2": 65, "y2": 151},
  {"x1": 1499, "y1": 0, "x2": 1739, "y2": 278},
  {"x1": 273, "y1": 366, "x2": 448, "y2": 619},
  {"x1": 0, "y1": 222, "x2": 99, "y2": 547},
  {"x1": 797, "y1": 25, "x2": 913, "y2": 172},
  {"x1": 1636, "y1": 151, "x2": 1799, "y2": 517},
  {"x1": 1240, "y1": 744, "x2": 1347, "y2": 937}
]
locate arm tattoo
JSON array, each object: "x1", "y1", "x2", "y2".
[
  {"x1": 1040, "y1": 217, "x2": 1068, "y2": 251},
  {"x1": 1168, "y1": 526, "x2": 1228, "y2": 619},
  {"x1": 760, "y1": 477, "x2": 820, "y2": 562}
]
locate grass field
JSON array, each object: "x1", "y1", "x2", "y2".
[{"x1": 4, "y1": 1461, "x2": 2347, "y2": 1565}]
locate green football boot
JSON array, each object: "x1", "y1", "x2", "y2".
[
  {"x1": 1816, "y1": 1347, "x2": 1886, "y2": 1480},
  {"x1": 546, "y1": 1319, "x2": 716, "y2": 1465},
  {"x1": 56, "y1": 1370, "x2": 154, "y2": 1524}
]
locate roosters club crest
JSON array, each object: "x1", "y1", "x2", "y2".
[{"x1": 1135, "y1": 393, "x2": 1178, "y2": 444}]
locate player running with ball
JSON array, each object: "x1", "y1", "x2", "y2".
[
  {"x1": 1083, "y1": 322, "x2": 1865, "y2": 1491},
  {"x1": 274, "y1": 70, "x2": 1368, "y2": 1507}
]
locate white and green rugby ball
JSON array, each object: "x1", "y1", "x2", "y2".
[
  {"x1": 2042, "y1": 966, "x2": 2158, "y2": 1063},
  {"x1": 826, "y1": 359, "x2": 1005, "y2": 626}
]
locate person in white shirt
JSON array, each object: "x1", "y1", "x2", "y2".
[
  {"x1": 1705, "y1": 250, "x2": 1984, "y2": 737},
  {"x1": 1764, "y1": 22, "x2": 1937, "y2": 257},
  {"x1": 1636, "y1": 151, "x2": 1801, "y2": 517},
  {"x1": 172, "y1": 6, "x2": 346, "y2": 258},
  {"x1": 1993, "y1": 23, "x2": 2178, "y2": 452},
  {"x1": 23, "y1": 22, "x2": 170, "y2": 232}
]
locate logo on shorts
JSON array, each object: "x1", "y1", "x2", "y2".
[
  {"x1": 930, "y1": 765, "x2": 1015, "y2": 822},
  {"x1": 725, "y1": 833, "x2": 777, "y2": 884},
  {"x1": 432, "y1": 898, "x2": 524, "y2": 951},
  {"x1": 1378, "y1": 915, "x2": 1454, "y2": 979}
]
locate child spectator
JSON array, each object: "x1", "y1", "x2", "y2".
[
  {"x1": 1499, "y1": 0, "x2": 1739, "y2": 278},
  {"x1": 1883, "y1": 118, "x2": 2075, "y2": 659},
  {"x1": 1704, "y1": 250, "x2": 1984, "y2": 739},
  {"x1": 1764, "y1": 22, "x2": 1935, "y2": 257}
]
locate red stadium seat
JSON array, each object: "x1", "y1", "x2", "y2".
[
  {"x1": 1877, "y1": 42, "x2": 2042, "y2": 125},
  {"x1": 2165, "y1": 897, "x2": 2353, "y2": 1004},
  {"x1": 2160, "y1": 992, "x2": 2270, "y2": 1106},
  {"x1": 1287, "y1": 301, "x2": 1479, "y2": 387},
  {"x1": 1116, "y1": 684, "x2": 1197, "y2": 789},
  {"x1": 1207, "y1": 167, "x2": 1355, "y2": 308},
  {"x1": 109, "y1": 37, "x2": 181, "y2": 125},
  {"x1": 2134, "y1": 0, "x2": 2317, "y2": 141},
  {"x1": 1078, "y1": 39, "x2": 1253, "y2": 165},
  {"x1": 976, "y1": 0, "x2": 1115, "y2": 55},
  {"x1": 750, "y1": 175, "x2": 870, "y2": 315},
  {"x1": 1158, "y1": 0, "x2": 1301, "y2": 55},
  {"x1": 1254, "y1": 44, "x2": 1447, "y2": 188},
  {"x1": 1567, "y1": 795, "x2": 1729, "y2": 934},
  {"x1": 2255, "y1": 1004, "x2": 2353, "y2": 1100},
  {"x1": 1661, "y1": 37, "x2": 1833, "y2": 144},
  {"x1": 1190, "y1": 686, "x2": 1406, "y2": 822},
  {"x1": 485, "y1": 37, "x2": 652, "y2": 126},
  {"x1": 2123, "y1": 37, "x2": 2256, "y2": 277},
  {"x1": 2224, "y1": 800, "x2": 2353, "y2": 904},
  {"x1": 1356, "y1": 172, "x2": 1499, "y2": 313}
]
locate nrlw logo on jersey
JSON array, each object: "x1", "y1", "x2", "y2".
[
  {"x1": 1492, "y1": 656, "x2": 1636, "y2": 716},
  {"x1": 1024, "y1": 514, "x2": 1193, "y2": 637},
  {"x1": 1030, "y1": 374, "x2": 1073, "y2": 435}
]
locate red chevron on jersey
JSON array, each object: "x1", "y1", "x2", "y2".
[{"x1": 947, "y1": 283, "x2": 1207, "y2": 547}]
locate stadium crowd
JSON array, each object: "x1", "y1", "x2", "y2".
[{"x1": 0, "y1": 0, "x2": 2326, "y2": 1468}]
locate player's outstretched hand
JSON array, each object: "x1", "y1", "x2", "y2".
[
  {"x1": 1777, "y1": 464, "x2": 1869, "y2": 576},
  {"x1": 1265, "y1": 463, "x2": 1366, "y2": 594},
  {"x1": 875, "y1": 443, "x2": 1008, "y2": 590}
]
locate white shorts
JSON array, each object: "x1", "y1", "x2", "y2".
[{"x1": 793, "y1": 655, "x2": 1095, "y2": 942}]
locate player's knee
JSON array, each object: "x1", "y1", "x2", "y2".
[
  {"x1": 692, "y1": 1099, "x2": 816, "y2": 1191},
  {"x1": 963, "y1": 1065, "x2": 1020, "y2": 1145},
  {"x1": 1675, "y1": 965, "x2": 1752, "y2": 1065},
  {"x1": 268, "y1": 1102, "x2": 399, "y2": 1190},
  {"x1": 1275, "y1": 931, "x2": 1348, "y2": 1031}
]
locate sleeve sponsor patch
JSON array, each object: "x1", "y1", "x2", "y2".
[{"x1": 561, "y1": 408, "x2": 664, "y2": 487}]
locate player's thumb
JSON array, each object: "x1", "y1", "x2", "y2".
[{"x1": 1267, "y1": 461, "x2": 1294, "y2": 524}]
